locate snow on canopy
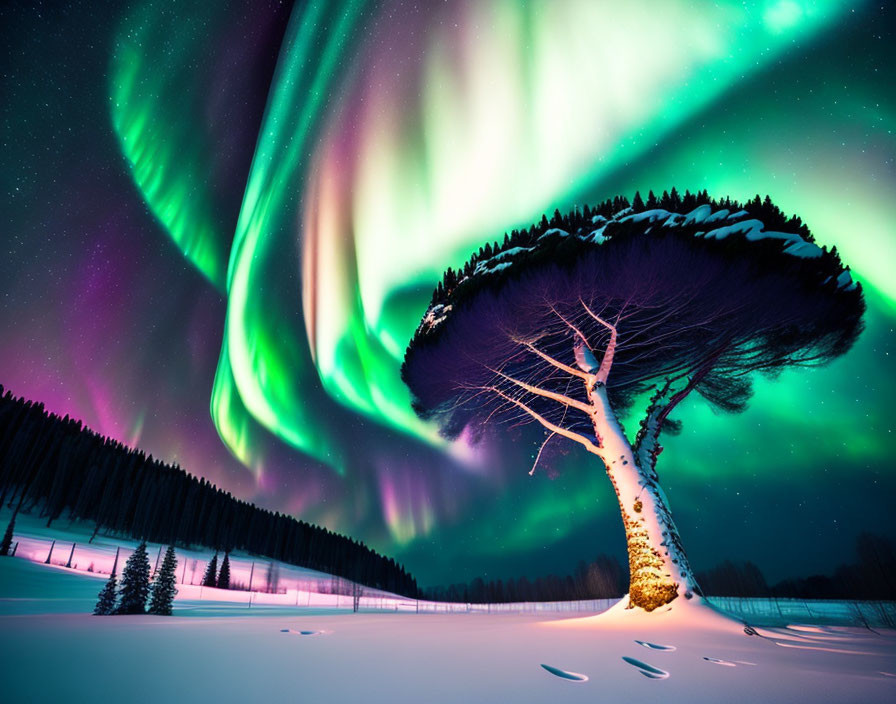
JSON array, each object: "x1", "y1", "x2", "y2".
[{"x1": 403, "y1": 192, "x2": 864, "y2": 437}]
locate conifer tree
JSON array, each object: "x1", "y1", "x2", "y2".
[
  {"x1": 94, "y1": 548, "x2": 120, "y2": 615},
  {"x1": 217, "y1": 552, "x2": 231, "y2": 590},
  {"x1": 669, "y1": 186, "x2": 681, "y2": 208},
  {"x1": 115, "y1": 541, "x2": 151, "y2": 614},
  {"x1": 94, "y1": 570, "x2": 119, "y2": 615},
  {"x1": 148, "y1": 546, "x2": 178, "y2": 616},
  {"x1": 201, "y1": 552, "x2": 218, "y2": 587},
  {"x1": 0, "y1": 511, "x2": 16, "y2": 556}
]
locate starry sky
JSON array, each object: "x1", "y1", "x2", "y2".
[{"x1": 1, "y1": 0, "x2": 894, "y2": 587}]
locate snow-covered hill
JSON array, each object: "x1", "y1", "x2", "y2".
[
  {"x1": 1, "y1": 556, "x2": 895, "y2": 703},
  {"x1": 2, "y1": 508, "x2": 895, "y2": 702}
]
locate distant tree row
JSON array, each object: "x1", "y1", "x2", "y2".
[
  {"x1": 430, "y1": 189, "x2": 820, "y2": 309},
  {"x1": 424, "y1": 533, "x2": 896, "y2": 604},
  {"x1": 0, "y1": 385, "x2": 419, "y2": 598},
  {"x1": 696, "y1": 533, "x2": 895, "y2": 600},
  {"x1": 424, "y1": 555, "x2": 626, "y2": 604}
]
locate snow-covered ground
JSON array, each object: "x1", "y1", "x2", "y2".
[
  {"x1": 3, "y1": 510, "x2": 353, "y2": 598},
  {"x1": 1, "y1": 512, "x2": 895, "y2": 702},
  {"x1": 0, "y1": 511, "x2": 618, "y2": 614},
  {"x1": 1, "y1": 558, "x2": 895, "y2": 702}
]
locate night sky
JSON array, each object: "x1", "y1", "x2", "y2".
[{"x1": 1, "y1": 0, "x2": 894, "y2": 587}]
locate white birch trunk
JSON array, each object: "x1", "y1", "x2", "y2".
[{"x1": 587, "y1": 382, "x2": 699, "y2": 611}]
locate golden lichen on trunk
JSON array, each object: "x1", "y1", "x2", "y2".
[{"x1": 621, "y1": 507, "x2": 679, "y2": 611}]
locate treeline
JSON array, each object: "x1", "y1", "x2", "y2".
[
  {"x1": 429, "y1": 188, "x2": 818, "y2": 310},
  {"x1": 424, "y1": 555, "x2": 626, "y2": 604},
  {"x1": 426, "y1": 532, "x2": 896, "y2": 604},
  {"x1": 696, "y1": 533, "x2": 896, "y2": 600},
  {"x1": 0, "y1": 385, "x2": 420, "y2": 598}
]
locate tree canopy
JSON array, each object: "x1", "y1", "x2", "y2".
[
  {"x1": 115, "y1": 541, "x2": 151, "y2": 614},
  {"x1": 148, "y1": 545, "x2": 178, "y2": 615},
  {"x1": 404, "y1": 192, "x2": 864, "y2": 444}
]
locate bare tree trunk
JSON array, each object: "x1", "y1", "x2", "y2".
[{"x1": 588, "y1": 383, "x2": 698, "y2": 611}]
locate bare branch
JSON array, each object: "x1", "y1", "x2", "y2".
[
  {"x1": 488, "y1": 367, "x2": 593, "y2": 415},
  {"x1": 514, "y1": 338, "x2": 592, "y2": 382},
  {"x1": 634, "y1": 347, "x2": 726, "y2": 469},
  {"x1": 580, "y1": 299, "x2": 617, "y2": 383},
  {"x1": 548, "y1": 303, "x2": 592, "y2": 350},
  {"x1": 530, "y1": 432, "x2": 556, "y2": 476},
  {"x1": 481, "y1": 386, "x2": 602, "y2": 455}
]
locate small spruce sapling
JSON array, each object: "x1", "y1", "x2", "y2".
[
  {"x1": 115, "y1": 541, "x2": 151, "y2": 614},
  {"x1": 0, "y1": 511, "x2": 16, "y2": 556},
  {"x1": 148, "y1": 546, "x2": 178, "y2": 616},
  {"x1": 94, "y1": 548, "x2": 120, "y2": 615},
  {"x1": 202, "y1": 552, "x2": 219, "y2": 587},
  {"x1": 217, "y1": 552, "x2": 231, "y2": 590}
]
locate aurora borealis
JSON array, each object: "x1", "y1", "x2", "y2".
[{"x1": 1, "y1": 0, "x2": 894, "y2": 586}]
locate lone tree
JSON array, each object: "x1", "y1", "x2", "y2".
[
  {"x1": 217, "y1": 552, "x2": 231, "y2": 590},
  {"x1": 148, "y1": 545, "x2": 178, "y2": 615},
  {"x1": 403, "y1": 191, "x2": 864, "y2": 612},
  {"x1": 115, "y1": 541, "x2": 151, "y2": 614},
  {"x1": 202, "y1": 552, "x2": 218, "y2": 588},
  {"x1": 94, "y1": 547, "x2": 120, "y2": 615}
]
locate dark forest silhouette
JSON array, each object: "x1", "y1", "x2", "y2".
[
  {"x1": 425, "y1": 555, "x2": 627, "y2": 603},
  {"x1": 695, "y1": 533, "x2": 896, "y2": 601},
  {"x1": 697, "y1": 533, "x2": 896, "y2": 601},
  {"x1": 426, "y1": 535, "x2": 896, "y2": 603},
  {"x1": 0, "y1": 385, "x2": 419, "y2": 597}
]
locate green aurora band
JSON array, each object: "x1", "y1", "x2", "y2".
[
  {"x1": 109, "y1": 0, "x2": 895, "y2": 566},
  {"x1": 111, "y1": 3, "x2": 234, "y2": 289}
]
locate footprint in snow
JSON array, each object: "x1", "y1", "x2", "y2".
[
  {"x1": 540, "y1": 664, "x2": 588, "y2": 682},
  {"x1": 635, "y1": 640, "x2": 676, "y2": 652},
  {"x1": 280, "y1": 628, "x2": 324, "y2": 636},
  {"x1": 622, "y1": 656, "x2": 670, "y2": 680},
  {"x1": 704, "y1": 657, "x2": 737, "y2": 667}
]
